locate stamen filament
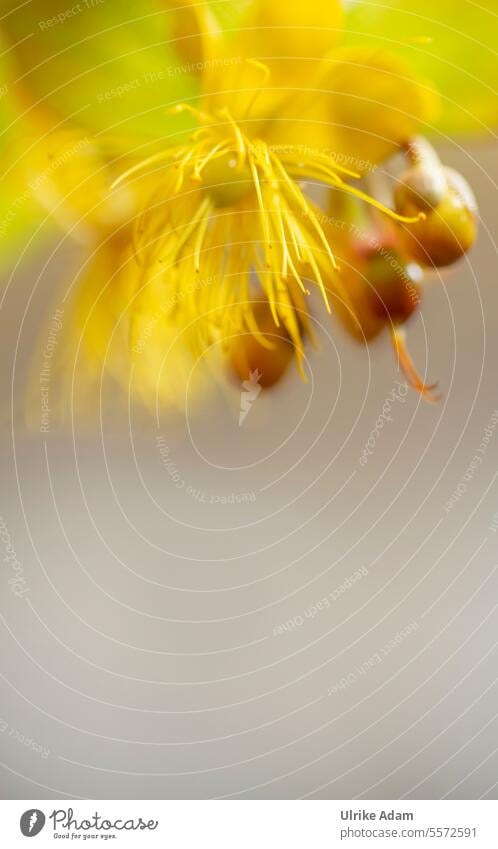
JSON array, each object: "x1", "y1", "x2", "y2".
[
  {"x1": 242, "y1": 58, "x2": 271, "y2": 120},
  {"x1": 192, "y1": 141, "x2": 230, "y2": 181},
  {"x1": 217, "y1": 107, "x2": 246, "y2": 169},
  {"x1": 170, "y1": 103, "x2": 214, "y2": 124},
  {"x1": 334, "y1": 178, "x2": 426, "y2": 224},
  {"x1": 110, "y1": 148, "x2": 183, "y2": 190},
  {"x1": 391, "y1": 327, "x2": 441, "y2": 402},
  {"x1": 280, "y1": 149, "x2": 361, "y2": 180},
  {"x1": 193, "y1": 202, "x2": 211, "y2": 272}
]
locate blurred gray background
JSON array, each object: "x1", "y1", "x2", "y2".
[{"x1": 0, "y1": 141, "x2": 497, "y2": 800}]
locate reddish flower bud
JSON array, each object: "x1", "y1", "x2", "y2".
[
  {"x1": 229, "y1": 301, "x2": 294, "y2": 387},
  {"x1": 400, "y1": 167, "x2": 478, "y2": 267},
  {"x1": 366, "y1": 253, "x2": 422, "y2": 325}
]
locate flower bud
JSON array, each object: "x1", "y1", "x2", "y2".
[
  {"x1": 405, "y1": 136, "x2": 442, "y2": 170},
  {"x1": 229, "y1": 301, "x2": 294, "y2": 387},
  {"x1": 331, "y1": 263, "x2": 386, "y2": 343},
  {"x1": 367, "y1": 254, "x2": 422, "y2": 325},
  {"x1": 401, "y1": 166, "x2": 478, "y2": 267},
  {"x1": 394, "y1": 164, "x2": 446, "y2": 214},
  {"x1": 332, "y1": 247, "x2": 422, "y2": 344}
]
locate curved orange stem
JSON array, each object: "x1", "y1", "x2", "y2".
[{"x1": 391, "y1": 327, "x2": 442, "y2": 403}]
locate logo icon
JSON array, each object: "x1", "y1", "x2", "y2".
[
  {"x1": 239, "y1": 369, "x2": 262, "y2": 425},
  {"x1": 20, "y1": 809, "x2": 45, "y2": 837}
]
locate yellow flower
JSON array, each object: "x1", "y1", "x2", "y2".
[
  {"x1": 18, "y1": 0, "x2": 478, "y2": 411},
  {"x1": 108, "y1": 0, "x2": 436, "y2": 392}
]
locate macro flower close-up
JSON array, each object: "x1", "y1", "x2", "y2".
[{"x1": 1, "y1": 0, "x2": 486, "y2": 412}]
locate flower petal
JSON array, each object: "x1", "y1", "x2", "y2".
[
  {"x1": 205, "y1": 0, "x2": 344, "y2": 122},
  {"x1": 240, "y1": 0, "x2": 344, "y2": 67},
  {"x1": 325, "y1": 47, "x2": 439, "y2": 172},
  {"x1": 343, "y1": 0, "x2": 498, "y2": 135},
  {"x1": 24, "y1": 125, "x2": 135, "y2": 242}
]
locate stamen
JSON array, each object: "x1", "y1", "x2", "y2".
[
  {"x1": 110, "y1": 147, "x2": 183, "y2": 190},
  {"x1": 248, "y1": 148, "x2": 270, "y2": 246},
  {"x1": 191, "y1": 127, "x2": 214, "y2": 142},
  {"x1": 173, "y1": 147, "x2": 197, "y2": 193},
  {"x1": 273, "y1": 193, "x2": 290, "y2": 278},
  {"x1": 244, "y1": 310, "x2": 277, "y2": 350},
  {"x1": 250, "y1": 152, "x2": 282, "y2": 325},
  {"x1": 281, "y1": 148, "x2": 361, "y2": 180},
  {"x1": 169, "y1": 103, "x2": 214, "y2": 124},
  {"x1": 391, "y1": 327, "x2": 441, "y2": 402},
  {"x1": 193, "y1": 203, "x2": 211, "y2": 272},
  {"x1": 282, "y1": 208, "x2": 304, "y2": 264},
  {"x1": 271, "y1": 154, "x2": 340, "y2": 277},
  {"x1": 192, "y1": 141, "x2": 230, "y2": 182},
  {"x1": 242, "y1": 58, "x2": 271, "y2": 120},
  {"x1": 334, "y1": 178, "x2": 426, "y2": 225},
  {"x1": 111, "y1": 93, "x2": 442, "y2": 393},
  {"x1": 292, "y1": 222, "x2": 331, "y2": 313},
  {"x1": 217, "y1": 107, "x2": 246, "y2": 170},
  {"x1": 169, "y1": 195, "x2": 212, "y2": 265}
]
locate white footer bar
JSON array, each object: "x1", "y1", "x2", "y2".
[{"x1": 1, "y1": 799, "x2": 496, "y2": 848}]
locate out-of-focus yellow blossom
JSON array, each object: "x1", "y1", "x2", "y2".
[
  {"x1": 65, "y1": 229, "x2": 208, "y2": 414},
  {"x1": 2, "y1": 0, "x2": 482, "y2": 414}
]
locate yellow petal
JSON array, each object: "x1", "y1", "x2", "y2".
[
  {"x1": 325, "y1": 47, "x2": 439, "y2": 173},
  {"x1": 263, "y1": 89, "x2": 335, "y2": 154},
  {"x1": 168, "y1": 0, "x2": 222, "y2": 73},
  {"x1": 205, "y1": 0, "x2": 344, "y2": 123},
  {"x1": 342, "y1": 0, "x2": 498, "y2": 136},
  {"x1": 240, "y1": 0, "x2": 343, "y2": 67},
  {"x1": 24, "y1": 231, "x2": 134, "y2": 429},
  {"x1": 24, "y1": 124, "x2": 135, "y2": 242},
  {"x1": 130, "y1": 273, "x2": 209, "y2": 411}
]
